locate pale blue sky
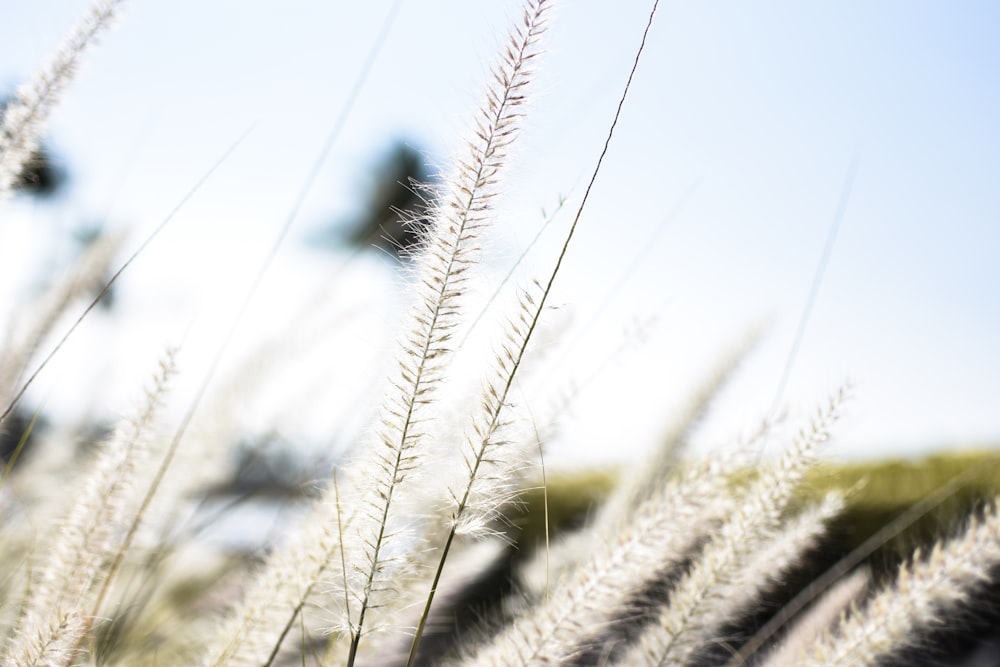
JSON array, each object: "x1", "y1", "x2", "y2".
[{"x1": 1, "y1": 1, "x2": 998, "y2": 465}]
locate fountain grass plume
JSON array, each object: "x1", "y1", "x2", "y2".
[{"x1": 0, "y1": 0, "x2": 126, "y2": 199}]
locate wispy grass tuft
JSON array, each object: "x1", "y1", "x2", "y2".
[
  {"x1": 0, "y1": 0, "x2": 125, "y2": 199},
  {"x1": 4, "y1": 348, "x2": 175, "y2": 667},
  {"x1": 800, "y1": 499, "x2": 1000, "y2": 667}
]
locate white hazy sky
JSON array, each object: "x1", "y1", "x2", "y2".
[{"x1": 1, "y1": 1, "x2": 998, "y2": 468}]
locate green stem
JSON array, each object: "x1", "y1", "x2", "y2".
[{"x1": 405, "y1": 528, "x2": 457, "y2": 667}]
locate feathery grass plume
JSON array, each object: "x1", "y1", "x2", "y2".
[
  {"x1": 202, "y1": 4, "x2": 551, "y2": 665},
  {"x1": 716, "y1": 491, "x2": 845, "y2": 615},
  {"x1": 459, "y1": 449, "x2": 748, "y2": 667},
  {"x1": 512, "y1": 367, "x2": 766, "y2": 603},
  {"x1": 452, "y1": 284, "x2": 549, "y2": 538},
  {"x1": 759, "y1": 567, "x2": 870, "y2": 667},
  {"x1": 798, "y1": 498, "x2": 1000, "y2": 667},
  {"x1": 0, "y1": 422, "x2": 81, "y2": 595},
  {"x1": 621, "y1": 386, "x2": 847, "y2": 667},
  {"x1": 515, "y1": 346, "x2": 770, "y2": 604},
  {"x1": 513, "y1": 430, "x2": 759, "y2": 605},
  {"x1": 586, "y1": 328, "x2": 764, "y2": 549},
  {"x1": 3, "y1": 348, "x2": 176, "y2": 667},
  {"x1": 679, "y1": 491, "x2": 845, "y2": 667},
  {"x1": 339, "y1": 0, "x2": 550, "y2": 659},
  {"x1": 0, "y1": 0, "x2": 126, "y2": 199},
  {"x1": 407, "y1": 280, "x2": 551, "y2": 664},
  {"x1": 440, "y1": 4, "x2": 673, "y2": 657}
]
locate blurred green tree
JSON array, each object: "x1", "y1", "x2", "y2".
[{"x1": 313, "y1": 140, "x2": 435, "y2": 259}]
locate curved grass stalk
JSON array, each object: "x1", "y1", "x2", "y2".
[
  {"x1": 0, "y1": 129, "x2": 251, "y2": 428},
  {"x1": 0, "y1": 232, "x2": 122, "y2": 404}
]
